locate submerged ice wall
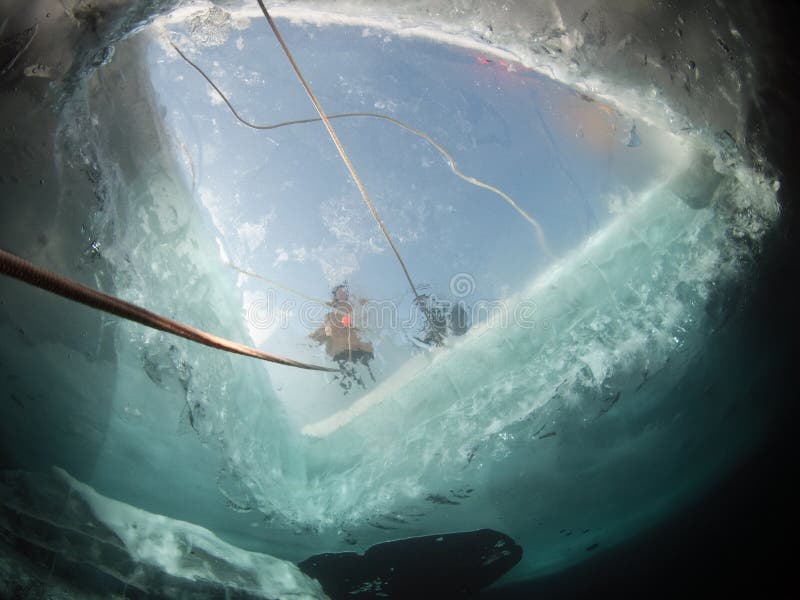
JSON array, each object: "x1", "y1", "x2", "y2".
[
  {"x1": 268, "y1": 0, "x2": 769, "y2": 159},
  {"x1": 0, "y1": 0, "x2": 785, "y2": 592},
  {"x1": 0, "y1": 0, "x2": 303, "y2": 539},
  {"x1": 294, "y1": 170, "x2": 777, "y2": 578},
  {"x1": 0, "y1": 467, "x2": 327, "y2": 599}
]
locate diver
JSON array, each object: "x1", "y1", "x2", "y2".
[
  {"x1": 413, "y1": 293, "x2": 471, "y2": 347},
  {"x1": 309, "y1": 284, "x2": 375, "y2": 392},
  {"x1": 449, "y1": 301, "x2": 470, "y2": 336}
]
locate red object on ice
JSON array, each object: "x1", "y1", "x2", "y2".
[
  {"x1": 341, "y1": 315, "x2": 351, "y2": 327},
  {"x1": 476, "y1": 55, "x2": 512, "y2": 69}
]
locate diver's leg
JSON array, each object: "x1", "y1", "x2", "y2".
[
  {"x1": 359, "y1": 352, "x2": 376, "y2": 382},
  {"x1": 336, "y1": 359, "x2": 351, "y2": 392},
  {"x1": 365, "y1": 362, "x2": 376, "y2": 382},
  {"x1": 335, "y1": 358, "x2": 366, "y2": 393}
]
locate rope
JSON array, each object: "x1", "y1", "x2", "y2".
[
  {"x1": 225, "y1": 260, "x2": 329, "y2": 306},
  {"x1": 0, "y1": 248, "x2": 337, "y2": 372},
  {"x1": 170, "y1": 39, "x2": 552, "y2": 257},
  {"x1": 226, "y1": 261, "x2": 355, "y2": 324},
  {"x1": 347, "y1": 317, "x2": 352, "y2": 363},
  {"x1": 255, "y1": 0, "x2": 423, "y2": 302}
]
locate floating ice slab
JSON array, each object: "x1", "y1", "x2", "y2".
[{"x1": 0, "y1": 467, "x2": 328, "y2": 600}]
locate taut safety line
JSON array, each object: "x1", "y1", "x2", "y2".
[{"x1": 0, "y1": 249, "x2": 337, "y2": 372}]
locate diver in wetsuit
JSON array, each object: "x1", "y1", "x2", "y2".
[{"x1": 309, "y1": 284, "x2": 375, "y2": 392}]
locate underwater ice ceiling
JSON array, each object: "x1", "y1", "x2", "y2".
[{"x1": 0, "y1": 0, "x2": 786, "y2": 598}]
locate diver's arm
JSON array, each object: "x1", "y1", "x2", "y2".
[
  {"x1": 309, "y1": 315, "x2": 334, "y2": 342},
  {"x1": 309, "y1": 326, "x2": 326, "y2": 343}
]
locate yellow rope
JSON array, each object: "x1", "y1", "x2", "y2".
[{"x1": 225, "y1": 261, "x2": 328, "y2": 306}]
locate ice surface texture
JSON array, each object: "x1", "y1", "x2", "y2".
[{"x1": 0, "y1": 467, "x2": 327, "y2": 599}]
